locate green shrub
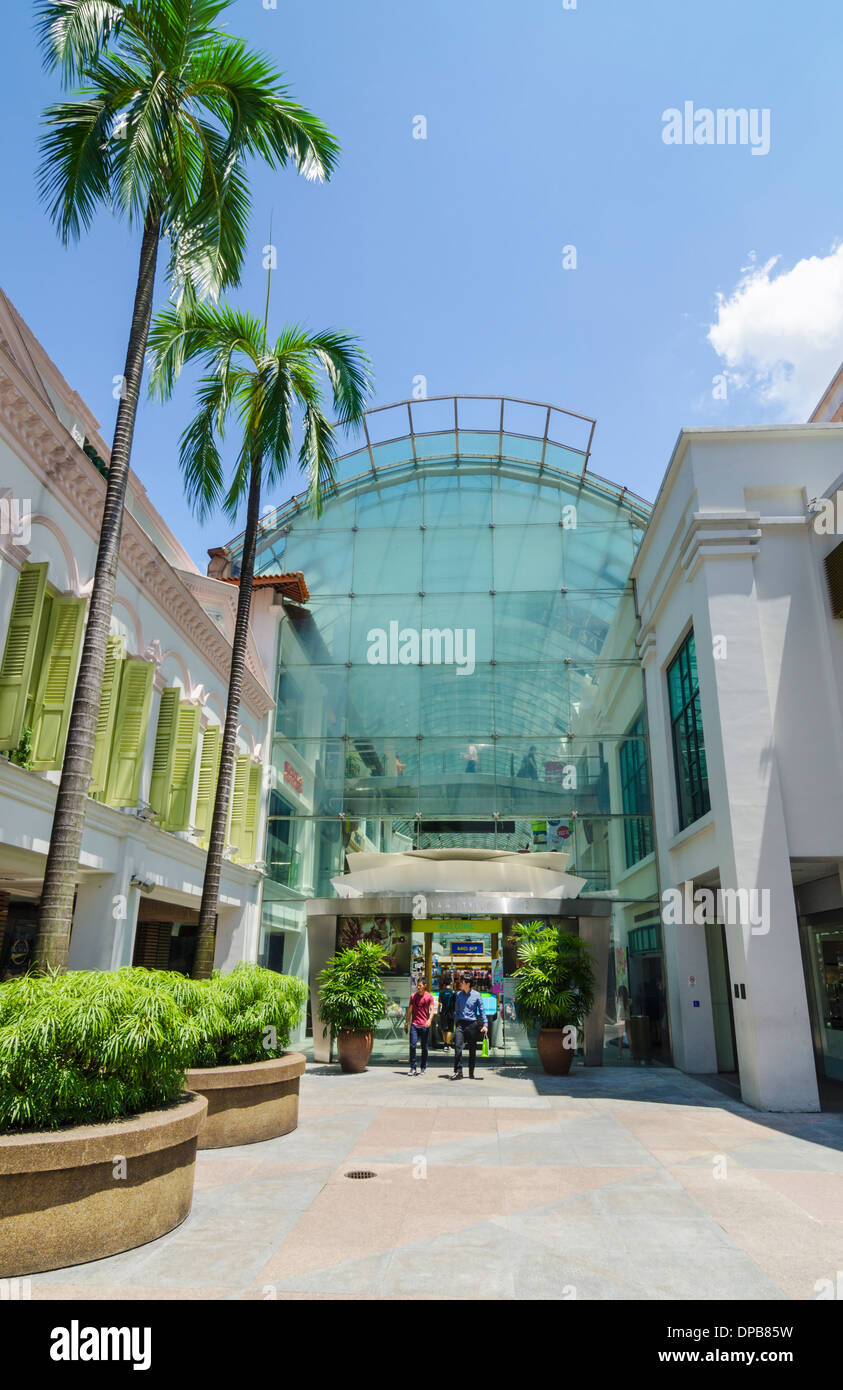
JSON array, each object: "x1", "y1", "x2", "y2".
[
  {"x1": 316, "y1": 941, "x2": 389, "y2": 1035},
  {"x1": 173, "y1": 963, "x2": 307, "y2": 1068},
  {"x1": 510, "y1": 921, "x2": 596, "y2": 1031},
  {"x1": 0, "y1": 968, "x2": 198, "y2": 1134},
  {"x1": 0, "y1": 964, "x2": 307, "y2": 1134}
]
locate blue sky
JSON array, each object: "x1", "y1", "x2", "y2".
[{"x1": 2, "y1": 0, "x2": 842, "y2": 567}]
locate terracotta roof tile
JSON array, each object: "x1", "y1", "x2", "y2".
[{"x1": 220, "y1": 571, "x2": 309, "y2": 601}]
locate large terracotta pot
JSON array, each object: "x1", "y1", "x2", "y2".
[
  {"x1": 336, "y1": 1030, "x2": 374, "y2": 1073},
  {"x1": 0, "y1": 1091, "x2": 207, "y2": 1278},
  {"x1": 536, "y1": 1027, "x2": 576, "y2": 1076},
  {"x1": 185, "y1": 1052, "x2": 306, "y2": 1150}
]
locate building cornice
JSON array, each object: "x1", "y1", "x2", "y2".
[
  {"x1": 632, "y1": 422, "x2": 843, "y2": 581},
  {"x1": 0, "y1": 343, "x2": 273, "y2": 720},
  {"x1": 679, "y1": 511, "x2": 762, "y2": 582}
]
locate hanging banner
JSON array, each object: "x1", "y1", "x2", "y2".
[{"x1": 545, "y1": 817, "x2": 572, "y2": 847}]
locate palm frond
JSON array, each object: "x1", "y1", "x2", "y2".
[
  {"x1": 37, "y1": 97, "x2": 113, "y2": 241},
  {"x1": 35, "y1": 0, "x2": 125, "y2": 82}
]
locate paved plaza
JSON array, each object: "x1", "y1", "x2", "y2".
[{"x1": 29, "y1": 1061, "x2": 843, "y2": 1301}]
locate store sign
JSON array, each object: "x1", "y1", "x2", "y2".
[
  {"x1": 433, "y1": 919, "x2": 502, "y2": 933},
  {"x1": 283, "y1": 760, "x2": 303, "y2": 794},
  {"x1": 450, "y1": 940, "x2": 485, "y2": 956}
]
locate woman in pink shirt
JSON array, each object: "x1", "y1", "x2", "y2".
[{"x1": 404, "y1": 976, "x2": 435, "y2": 1076}]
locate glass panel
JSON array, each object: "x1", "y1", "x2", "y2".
[
  {"x1": 423, "y1": 527, "x2": 493, "y2": 593},
  {"x1": 493, "y1": 664, "x2": 570, "y2": 736},
  {"x1": 493, "y1": 525, "x2": 564, "y2": 591},
  {"x1": 424, "y1": 470, "x2": 492, "y2": 525},
  {"x1": 350, "y1": 596, "x2": 423, "y2": 667},
  {"x1": 420, "y1": 594, "x2": 493, "y2": 666},
  {"x1": 500, "y1": 434, "x2": 543, "y2": 463},
  {"x1": 284, "y1": 533, "x2": 353, "y2": 596},
  {"x1": 415, "y1": 431, "x2": 456, "y2": 460},
  {"x1": 285, "y1": 491, "x2": 357, "y2": 531},
  {"x1": 275, "y1": 666, "x2": 347, "y2": 740},
  {"x1": 344, "y1": 737, "x2": 420, "y2": 817},
  {"x1": 353, "y1": 528, "x2": 422, "y2": 594},
  {"x1": 419, "y1": 739, "x2": 496, "y2": 815},
  {"x1": 492, "y1": 475, "x2": 566, "y2": 524},
  {"x1": 456, "y1": 431, "x2": 500, "y2": 457},
  {"x1": 420, "y1": 665, "x2": 494, "y2": 739},
  {"x1": 273, "y1": 737, "x2": 345, "y2": 815},
  {"x1": 347, "y1": 665, "x2": 421, "y2": 737},
  {"x1": 494, "y1": 592, "x2": 567, "y2": 663},
  {"x1": 544, "y1": 442, "x2": 589, "y2": 474},
  {"x1": 494, "y1": 739, "x2": 611, "y2": 814},
  {"x1": 563, "y1": 527, "x2": 636, "y2": 591},
  {"x1": 279, "y1": 598, "x2": 350, "y2": 665},
  {"x1": 333, "y1": 447, "x2": 370, "y2": 484},
  {"x1": 372, "y1": 439, "x2": 415, "y2": 468},
  {"x1": 356, "y1": 474, "x2": 423, "y2": 527}
]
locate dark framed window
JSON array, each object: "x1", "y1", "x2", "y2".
[
  {"x1": 667, "y1": 630, "x2": 710, "y2": 830},
  {"x1": 619, "y1": 711, "x2": 654, "y2": 868}
]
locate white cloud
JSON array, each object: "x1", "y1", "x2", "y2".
[{"x1": 707, "y1": 245, "x2": 843, "y2": 418}]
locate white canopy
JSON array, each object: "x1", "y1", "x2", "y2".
[{"x1": 330, "y1": 848, "x2": 586, "y2": 900}]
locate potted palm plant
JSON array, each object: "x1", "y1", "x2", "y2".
[
  {"x1": 511, "y1": 922, "x2": 596, "y2": 1076},
  {"x1": 316, "y1": 942, "x2": 389, "y2": 1072}
]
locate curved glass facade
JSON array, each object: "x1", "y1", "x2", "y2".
[{"x1": 249, "y1": 398, "x2": 665, "y2": 1059}]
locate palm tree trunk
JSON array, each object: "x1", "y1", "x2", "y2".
[
  {"x1": 192, "y1": 450, "x2": 263, "y2": 979},
  {"x1": 33, "y1": 200, "x2": 162, "y2": 971}
]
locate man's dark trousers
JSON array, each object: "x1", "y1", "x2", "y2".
[
  {"x1": 409, "y1": 1024, "x2": 429, "y2": 1071},
  {"x1": 453, "y1": 1020, "x2": 479, "y2": 1077}
]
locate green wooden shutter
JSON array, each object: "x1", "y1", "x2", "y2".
[
  {"x1": 194, "y1": 724, "x2": 221, "y2": 845},
  {"x1": 239, "y1": 762, "x2": 264, "y2": 864},
  {"x1": 30, "y1": 594, "x2": 86, "y2": 769},
  {"x1": 147, "y1": 687, "x2": 179, "y2": 819},
  {"x1": 104, "y1": 659, "x2": 154, "y2": 806},
  {"x1": 0, "y1": 562, "x2": 48, "y2": 750},
  {"x1": 165, "y1": 702, "x2": 200, "y2": 831},
  {"x1": 228, "y1": 754, "x2": 251, "y2": 860},
  {"x1": 90, "y1": 635, "x2": 125, "y2": 795}
]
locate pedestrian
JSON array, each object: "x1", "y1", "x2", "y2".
[
  {"x1": 449, "y1": 972, "x2": 488, "y2": 1080},
  {"x1": 404, "y1": 975, "x2": 435, "y2": 1076},
  {"x1": 461, "y1": 740, "x2": 479, "y2": 773}
]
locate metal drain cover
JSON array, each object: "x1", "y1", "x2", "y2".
[{"x1": 345, "y1": 1169, "x2": 377, "y2": 1180}]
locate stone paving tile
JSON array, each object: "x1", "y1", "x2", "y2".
[{"x1": 25, "y1": 1061, "x2": 843, "y2": 1300}]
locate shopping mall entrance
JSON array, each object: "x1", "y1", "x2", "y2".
[
  {"x1": 366, "y1": 918, "x2": 539, "y2": 1066},
  {"x1": 306, "y1": 885, "x2": 612, "y2": 1068}
]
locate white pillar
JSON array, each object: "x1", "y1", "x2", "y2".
[{"x1": 694, "y1": 546, "x2": 819, "y2": 1111}]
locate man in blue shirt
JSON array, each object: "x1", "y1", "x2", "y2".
[{"x1": 449, "y1": 973, "x2": 488, "y2": 1080}]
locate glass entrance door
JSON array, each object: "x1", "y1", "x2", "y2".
[{"x1": 808, "y1": 926, "x2": 843, "y2": 1082}]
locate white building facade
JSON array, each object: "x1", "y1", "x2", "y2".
[
  {"x1": 633, "y1": 406, "x2": 843, "y2": 1111},
  {"x1": 0, "y1": 290, "x2": 280, "y2": 977}
]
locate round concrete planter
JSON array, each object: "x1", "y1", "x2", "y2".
[
  {"x1": 0, "y1": 1091, "x2": 207, "y2": 1278},
  {"x1": 536, "y1": 1027, "x2": 576, "y2": 1076},
  {"x1": 185, "y1": 1052, "x2": 306, "y2": 1149},
  {"x1": 336, "y1": 1030, "x2": 373, "y2": 1073}
]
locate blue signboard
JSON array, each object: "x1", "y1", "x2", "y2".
[{"x1": 451, "y1": 940, "x2": 484, "y2": 955}]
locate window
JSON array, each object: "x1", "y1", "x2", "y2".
[
  {"x1": 619, "y1": 710, "x2": 653, "y2": 867},
  {"x1": 667, "y1": 630, "x2": 710, "y2": 830}
]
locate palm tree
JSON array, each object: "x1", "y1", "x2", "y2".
[
  {"x1": 32, "y1": 0, "x2": 339, "y2": 970},
  {"x1": 147, "y1": 297, "x2": 371, "y2": 977}
]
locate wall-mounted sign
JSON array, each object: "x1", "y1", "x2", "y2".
[
  {"x1": 450, "y1": 940, "x2": 485, "y2": 956},
  {"x1": 433, "y1": 919, "x2": 502, "y2": 934},
  {"x1": 283, "y1": 760, "x2": 303, "y2": 794}
]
